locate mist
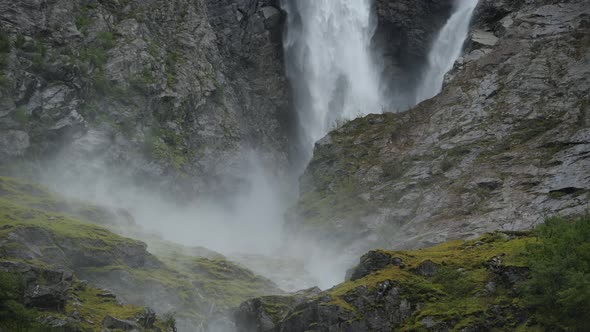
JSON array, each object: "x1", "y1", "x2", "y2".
[{"x1": 6, "y1": 0, "x2": 477, "y2": 330}]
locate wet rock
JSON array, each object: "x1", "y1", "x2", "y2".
[
  {"x1": 102, "y1": 315, "x2": 139, "y2": 331},
  {"x1": 234, "y1": 287, "x2": 321, "y2": 332},
  {"x1": 471, "y1": 30, "x2": 499, "y2": 48},
  {"x1": 260, "y1": 6, "x2": 281, "y2": 29},
  {"x1": 374, "y1": 0, "x2": 455, "y2": 103}
]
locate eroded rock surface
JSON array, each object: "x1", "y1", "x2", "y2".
[
  {"x1": 0, "y1": 0, "x2": 288, "y2": 197},
  {"x1": 291, "y1": 0, "x2": 590, "y2": 253}
]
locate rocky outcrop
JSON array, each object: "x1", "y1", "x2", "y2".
[
  {"x1": 234, "y1": 287, "x2": 321, "y2": 332},
  {"x1": 346, "y1": 250, "x2": 404, "y2": 281},
  {"x1": 0, "y1": 261, "x2": 72, "y2": 312},
  {"x1": 0, "y1": 0, "x2": 288, "y2": 197},
  {"x1": 236, "y1": 232, "x2": 537, "y2": 331},
  {"x1": 291, "y1": 0, "x2": 590, "y2": 254}
]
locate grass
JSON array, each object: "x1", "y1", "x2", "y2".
[{"x1": 318, "y1": 232, "x2": 532, "y2": 330}]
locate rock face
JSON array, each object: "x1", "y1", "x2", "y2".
[
  {"x1": 234, "y1": 287, "x2": 321, "y2": 332},
  {"x1": 291, "y1": 0, "x2": 590, "y2": 254},
  {"x1": 0, "y1": 0, "x2": 288, "y2": 197},
  {"x1": 374, "y1": 0, "x2": 454, "y2": 105}
]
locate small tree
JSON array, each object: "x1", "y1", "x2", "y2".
[{"x1": 522, "y1": 215, "x2": 590, "y2": 331}]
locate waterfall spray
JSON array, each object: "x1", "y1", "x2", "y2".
[
  {"x1": 415, "y1": 0, "x2": 479, "y2": 103},
  {"x1": 282, "y1": 0, "x2": 383, "y2": 166}
]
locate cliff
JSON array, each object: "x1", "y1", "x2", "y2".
[
  {"x1": 291, "y1": 0, "x2": 590, "y2": 253},
  {"x1": 0, "y1": 0, "x2": 288, "y2": 196}
]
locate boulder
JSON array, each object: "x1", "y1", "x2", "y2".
[
  {"x1": 471, "y1": 30, "x2": 499, "y2": 48},
  {"x1": 347, "y1": 250, "x2": 404, "y2": 281},
  {"x1": 102, "y1": 315, "x2": 139, "y2": 331}
]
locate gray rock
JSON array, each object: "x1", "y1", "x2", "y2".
[
  {"x1": 260, "y1": 6, "x2": 281, "y2": 29},
  {"x1": 102, "y1": 315, "x2": 139, "y2": 331},
  {"x1": 471, "y1": 30, "x2": 499, "y2": 47},
  {"x1": 0, "y1": 0, "x2": 290, "y2": 199},
  {"x1": 290, "y1": 0, "x2": 590, "y2": 257}
]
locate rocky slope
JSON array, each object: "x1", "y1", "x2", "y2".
[
  {"x1": 0, "y1": 0, "x2": 288, "y2": 197},
  {"x1": 0, "y1": 176, "x2": 282, "y2": 331},
  {"x1": 290, "y1": 0, "x2": 590, "y2": 254},
  {"x1": 235, "y1": 231, "x2": 537, "y2": 331},
  {"x1": 0, "y1": 261, "x2": 173, "y2": 331}
]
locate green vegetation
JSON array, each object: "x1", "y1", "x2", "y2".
[
  {"x1": 143, "y1": 126, "x2": 190, "y2": 171},
  {"x1": 66, "y1": 282, "x2": 168, "y2": 332},
  {"x1": 75, "y1": 2, "x2": 99, "y2": 34},
  {"x1": 303, "y1": 217, "x2": 589, "y2": 331},
  {"x1": 0, "y1": 272, "x2": 50, "y2": 332},
  {"x1": 165, "y1": 50, "x2": 179, "y2": 86},
  {"x1": 522, "y1": 216, "x2": 590, "y2": 331}
]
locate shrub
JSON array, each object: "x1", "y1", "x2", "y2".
[
  {"x1": 0, "y1": 271, "x2": 45, "y2": 331},
  {"x1": 522, "y1": 215, "x2": 590, "y2": 331}
]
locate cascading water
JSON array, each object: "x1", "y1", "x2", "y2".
[
  {"x1": 282, "y1": 0, "x2": 383, "y2": 166},
  {"x1": 415, "y1": 0, "x2": 479, "y2": 103}
]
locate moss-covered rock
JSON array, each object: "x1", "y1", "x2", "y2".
[{"x1": 237, "y1": 231, "x2": 542, "y2": 331}]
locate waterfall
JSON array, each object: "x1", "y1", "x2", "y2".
[
  {"x1": 415, "y1": 0, "x2": 479, "y2": 103},
  {"x1": 281, "y1": 0, "x2": 383, "y2": 165}
]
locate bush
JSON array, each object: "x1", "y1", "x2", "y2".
[
  {"x1": 522, "y1": 216, "x2": 590, "y2": 331},
  {"x1": 0, "y1": 271, "x2": 45, "y2": 331}
]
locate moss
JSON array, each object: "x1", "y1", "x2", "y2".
[
  {"x1": 321, "y1": 232, "x2": 533, "y2": 330},
  {"x1": 143, "y1": 126, "x2": 190, "y2": 171},
  {"x1": 165, "y1": 51, "x2": 179, "y2": 86},
  {"x1": 67, "y1": 282, "x2": 148, "y2": 331}
]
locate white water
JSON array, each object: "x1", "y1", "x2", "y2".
[
  {"x1": 415, "y1": 0, "x2": 479, "y2": 103},
  {"x1": 282, "y1": 0, "x2": 383, "y2": 161}
]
